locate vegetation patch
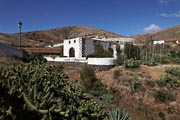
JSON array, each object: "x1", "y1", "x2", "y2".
[
  {"x1": 158, "y1": 112, "x2": 166, "y2": 120},
  {"x1": 116, "y1": 55, "x2": 125, "y2": 66},
  {"x1": 113, "y1": 69, "x2": 121, "y2": 79},
  {"x1": 80, "y1": 65, "x2": 110, "y2": 98},
  {"x1": 124, "y1": 59, "x2": 141, "y2": 68},
  {"x1": 109, "y1": 108, "x2": 131, "y2": 120},
  {"x1": 170, "y1": 51, "x2": 180, "y2": 64},
  {"x1": 131, "y1": 78, "x2": 144, "y2": 92},
  {"x1": 88, "y1": 43, "x2": 113, "y2": 58},
  {"x1": 157, "y1": 67, "x2": 180, "y2": 87},
  {"x1": 143, "y1": 60, "x2": 157, "y2": 66},
  {"x1": 154, "y1": 90, "x2": 176, "y2": 103},
  {"x1": 0, "y1": 62, "x2": 109, "y2": 120}
]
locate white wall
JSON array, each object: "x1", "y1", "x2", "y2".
[
  {"x1": 44, "y1": 56, "x2": 116, "y2": 65},
  {"x1": 87, "y1": 58, "x2": 116, "y2": 65},
  {"x1": 63, "y1": 37, "x2": 128, "y2": 58},
  {"x1": 44, "y1": 56, "x2": 87, "y2": 63},
  {"x1": 153, "y1": 40, "x2": 165, "y2": 44},
  {"x1": 63, "y1": 38, "x2": 82, "y2": 57}
]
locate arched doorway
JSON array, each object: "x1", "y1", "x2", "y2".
[{"x1": 69, "y1": 47, "x2": 75, "y2": 57}]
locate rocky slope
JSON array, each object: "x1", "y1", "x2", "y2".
[
  {"x1": 0, "y1": 26, "x2": 124, "y2": 47},
  {"x1": 96, "y1": 65, "x2": 180, "y2": 120},
  {"x1": 133, "y1": 25, "x2": 180, "y2": 43}
]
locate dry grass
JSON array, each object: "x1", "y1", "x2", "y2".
[
  {"x1": 96, "y1": 65, "x2": 180, "y2": 120},
  {"x1": 0, "y1": 26, "x2": 123, "y2": 47}
]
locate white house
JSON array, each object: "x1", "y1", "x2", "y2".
[
  {"x1": 45, "y1": 37, "x2": 134, "y2": 65},
  {"x1": 63, "y1": 37, "x2": 134, "y2": 58},
  {"x1": 153, "y1": 40, "x2": 165, "y2": 45}
]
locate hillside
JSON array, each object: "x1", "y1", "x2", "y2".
[
  {"x1": 63, "y1": 64, "x2": 180, "y2": 120},
  {"x1": 0, "y1": 26, "x2": 124, "y2": 47},
  {"x1": 1, "y1": 25, "x2": 180, "y2": 47},
  {"x1": 133, "y1": 25, "x2": 180, "y2": 43}
]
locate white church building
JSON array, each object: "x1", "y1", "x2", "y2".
[{"x1": 45, "y1": 37, "x2": 134, "y2": 65}]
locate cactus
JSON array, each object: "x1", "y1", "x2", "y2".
[
  {"x1": 0, "y1": 62, "x2": 109, "y2": 119},
  {"x1": 109, "y1": 108, "x2": 131, "y2": 120}
]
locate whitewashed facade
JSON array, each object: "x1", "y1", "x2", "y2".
[
  {"x1": 63, "y1": 37, "x2": 134, "y2": 58},
  {"x1": 153, "y1": 40, "x2": 165, "y2": 45},
  {"x1": 45, "y1": 37, "x2": 134, "y2": 65}
]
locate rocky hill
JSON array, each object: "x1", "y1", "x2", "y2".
[
  {"x1": 1, "y1": 25, "x2": 180, "y2": 47},
  {"x1": 133, "y1": 25, "x2": 180, "y2": 43},
  {"x1": 0, "y1": 26, "x2": 124, "y2": 47},
  {"x1": 64, "y1": 64, "x2": 180, "y2": 120},
  {"x1": 96, "y1": 65, "x2": 180, "y2": 120}
]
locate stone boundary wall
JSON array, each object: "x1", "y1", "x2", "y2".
[{"x1": 48, "y1": 61, "x2": 114, "y2": 72}]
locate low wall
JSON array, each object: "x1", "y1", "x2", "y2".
[
  {"x1": 44, "y1": 56, "x2": 116, "y2": 65},
  {"x1": 44, "y1": 56, "x2": 87, "y2": 63},
  {"x1": 87, "y1": 58, "x2": 116, "y2": 65}
]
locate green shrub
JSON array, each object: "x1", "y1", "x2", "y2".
[
  {"x1": 80, "y1": 65, "x2": 108, "y2": 97},
  {"x1": 159, "y1": 74, "x2": 179, "y2": 87},
  {"x1": 157, "y1": 67, "x2": 180, "y2": 87},
  {"x1": 116, "y1": 55, "x2": 125, "y2": 66},
  {"x1": 153, "y1": 55, "x2": 171, "y2": 64},
  {"x1": 143, "y1": 60, "x2": 157, "y2": 66},
  {"x1": 154, "y1": 90, "x2": 176, "y2": 103},
  {"x1": 90, "y1": 79, "x2": 108, "y2": 97},
  {"x1": 170, "y1": 51, "x2": 180, "y2": 64},
  {"x1": 99, "y1": 93, "x2": 113, "y2": 103},
  {"x1": 124, "y1": 59, "x2": 141, "y2": 68},
  {"x1": 158, "y1": 112, "x2": 166, "y2": 120},
  {"x1": 124, "y1": 43, "x2": 140, "y2": 59},
  {"x1": 22, "y1": 51, "x2": 47, "y2": 63},
  {"x1": 113, "y1": 70, "x2": 121, "y2": 79},
  {"x1": 157, "y1": 80, "x2": 167, "y2": 87},
  {"x1": 80, "y1": 65, "x2": 96, "y2": 90},
  {"x1": 131, "y1": 78, "x2": 143, "y2": 92},
  {"x1": 88, "y1": 43, "x2": 113, "y2": 58},
  {"x1": 166, "y1": 67, "x2": 180, "y2": 77}
]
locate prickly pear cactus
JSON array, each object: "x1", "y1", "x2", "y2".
[{"x1": 0, "y1": 62, "x2": 109, "y2": 120}]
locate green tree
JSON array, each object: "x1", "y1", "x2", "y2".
[
  {"x1": 124, "y1": 43, "x2": 140, "y2": 59},
  {"x1": 88, "y1": 43, "x2": 113, "y2": 58}
]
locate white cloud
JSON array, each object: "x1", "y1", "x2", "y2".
[
  {"x1": 143, "y1": 24, "x2": 161, "y2": 33},
  {"x1": 160, "y1": 11, "x2": 180, "y2": 18}
]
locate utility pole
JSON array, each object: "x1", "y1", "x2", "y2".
[{"x1": 18, "y1": 21, "x2": 22, "y2": 49}]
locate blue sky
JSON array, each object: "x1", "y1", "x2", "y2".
[{"x1": 0, "y1": 0, "x2": 180, "y2": 36}]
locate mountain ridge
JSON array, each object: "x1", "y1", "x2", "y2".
[
  {"x1": 133, "y1": 25, "x2": 180, "y2": 43},
  {"x1": 0, "y1": 25, "x2": 180, "y2": 47},
  {"x1": 0, "y1": 25, "x2": 124, "y2": 47}
]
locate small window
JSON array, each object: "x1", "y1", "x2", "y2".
[
  {"x1": 69, "y1": 41, "x2": 71, "y2": 44},
  {"x1": 74, "y1": 40, "x2": 76, "y2": 43}
]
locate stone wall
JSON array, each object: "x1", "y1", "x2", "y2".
[{"x1": 48, "y1": 61, "x2": 114, "y2": 72}]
